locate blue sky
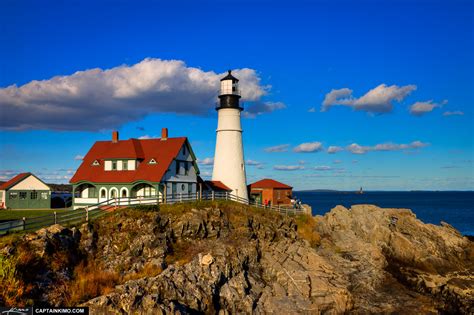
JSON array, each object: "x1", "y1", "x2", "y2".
[{"x1": 0, "y1": 0, "x2": 472, "y2": 190}]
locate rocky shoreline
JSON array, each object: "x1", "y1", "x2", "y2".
[{"x1": 1, "y1": 201, "x2": 472, "y2": 313}]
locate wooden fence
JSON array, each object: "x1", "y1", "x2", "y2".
[{"x1": 0, "y1": 192, "x2": 309, "y2": 236}]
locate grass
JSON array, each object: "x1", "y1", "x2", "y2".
[{"x1": 0, "y1": 209, "x2": 70, "y2": 221}]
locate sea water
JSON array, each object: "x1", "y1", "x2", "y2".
[{"x1": 295, "y1": 191, "x2": 474, "y2": 236}]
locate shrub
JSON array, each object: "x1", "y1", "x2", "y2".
[
  {"x1": 295, "y1": 214, "x2": 321, "y2": 247},
  {"x1": 0, "y1": 255, "x2": 24, "y2": 306},
  {"x1": 65, "y1": 261, "x2": 120, "y2": 305},
  {"x1": 132, "y1": 204, "x2": 160, "y2": 212}
]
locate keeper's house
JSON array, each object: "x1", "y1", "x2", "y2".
[
  {"x1": 70, "y1": 129, "x2": 199, "y2": 209},
  {"x1": 0, "y1": 173, "x2": 51, "y2": 209}
]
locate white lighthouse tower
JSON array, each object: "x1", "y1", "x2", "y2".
[{"x1": 212, "y1": 70, "x2": 249, "y2": 202}]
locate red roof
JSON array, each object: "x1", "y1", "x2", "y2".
[
  {"x1": 248, "y1": 178, "x2": 293, "y2": 189},
  {"x1": 70, "y1": 137, "x2": 188, "y2": 184},
  {"x1": 205, "y1": 180, "x2": 231, "y2": 191},
  {"x1": 0, "y1": 173, "x2": 32, "y2": 190}
]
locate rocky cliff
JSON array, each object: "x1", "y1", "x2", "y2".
[{"x1": 0, "y1": 201, "x2": 472, "y2": 314}]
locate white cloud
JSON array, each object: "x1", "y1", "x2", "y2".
[
  {"x1": 409, "y1": 100, "x2": 442, "y2": 116},
  {"x1": 321, "y1": 84, "x2": 416, "y2": 114},
  {"x1": 74, "y1": 155, "x2": 84, "y2": 160},
  {"x1": 0, "y1": 58, "x2": 270, "y2": 131},
  {"x1": 197, "y1": 157, "x2": 214, "y2": 165},
  {"x1": 264, "y1": 144, "x2": 289, "y2": 153},
  {"x1": 314, "y1": 166, "x2": 332, "y2": 171},
  {"x1": 443, "y1": 111, "x2": 464, "y2": 116},
  {"x1": 273, "y1": 165, "x2": 305, "y2": 171},
  {"x1": 327, "y1": 146, "x2": 344, "y2": 154},
  {"x1": 347, "y1": 143, "x2": 370, "y2": 154},
  {"x1": 293, "y1": 142, "x2": 323, "y2": 153},
  {"x1": 138, "y1": 135, "x2": 159, "y2": 139},
  {"x1": 333, "y1": 160, "x2": 342, "y2": 164},
  {"x1": 347, "y1": 141, "x2": 429, "y2": 154},
  {"x1": 308, "y1": 107, "x2": 316, "y2": 112},
  {"x1": 243, "y1": 101, "x2": 286, "y2": 118}
]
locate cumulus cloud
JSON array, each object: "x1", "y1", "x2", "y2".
[
  {"x1": 443, "y1": 111, "x2": 464, "y2": 116},
  {"x1": 327, "y1": 146, "x2": 344, "y2": 154},
  {"x1": 321, "y1": 84, "x2": 416, "y2": 114},
  {"x1": 197, "y1": 157, "x2": 214, "y2": 165},
  {"x1": 74, "y1": 155, "x2": 84, "y2": 160},
  {"x1": 409, "y1": 100, "x2": 442, "y2": 116},
  {"x1": 264, "y1": 144, "x2": 289, "y2": 153},
  {"x1": 243, "y1": 101, "x2": 286, "y2": 118},
  {"x1": 347, "y1": 141, "x2": 429, "y2": 154},
  {"x1": 0, "y1": 58, "x2": 270, "y2": 131},
  {"x1": 273, "y1": 165, "x2": 305, "y2": 171},
  {"x1": 293, "y1": 142, "x2": 323, "y2": 153}
]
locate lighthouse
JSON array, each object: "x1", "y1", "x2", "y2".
[{"x1": 212, "y1": 70, "x2": 249, "y2": 201}]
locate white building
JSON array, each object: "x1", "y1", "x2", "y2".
[{"x1": 212, "y1": 71, "x2": 249, "y2": 201}]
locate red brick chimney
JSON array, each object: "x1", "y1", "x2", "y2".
[
  {"x1": 161, "y1": 128, "x2": 168, "y2": 140},
  {"x1": 112, "y1": 131, "x2": 119, "y2": 143}
]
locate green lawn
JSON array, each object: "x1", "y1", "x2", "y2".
[{"x1": 0, "y1": 209, "x2": 70, "y2": 220}]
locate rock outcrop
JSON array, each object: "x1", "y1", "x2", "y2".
[{"x1": 1, "y1": 202, "x2": 472, "y2": 314}]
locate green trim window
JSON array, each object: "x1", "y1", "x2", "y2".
[
  {"x1": 19, "y1": 192, "x2": 27, "y2": 200},
  {"x1": 30, "y1": 191, "x2": 38, "y2": 199},
  {"x1": 112, "y1": 161, "x2": 117, "y2": 170},
  {"x1": 41, "y1": 192, "x2": 48, "y2": 199},
  {"x1": 123, "y1": 160, "x2": 128, "y2": 170},
  {"x1": 9, "y1": 192, "x2": 17, "y2": 199}
]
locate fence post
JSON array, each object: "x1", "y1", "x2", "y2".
[
  {"x1": 86, "y1": 206, "x2": 89, "y2": 222},
  {"x1": 54, "y1": 211, "x2": 57, "y2": 225},
  {"x1": 22, "y1": 217, "x2": 26, "y2": 231},
  {"x1": 212, "y1": 191, "x2": 215, "y2": 201}
]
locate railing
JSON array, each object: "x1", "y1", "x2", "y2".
[{"x1": 0, "y1": 192, "x2": 308, "y2": 236}]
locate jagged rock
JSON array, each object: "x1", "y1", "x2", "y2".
[{"x1": 3, "y1": 203, "x2": 473, "y2": 313}]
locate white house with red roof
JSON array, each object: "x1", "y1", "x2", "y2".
[{"x1": 70, "y1": 128, "x2": 200, "y2": 209}]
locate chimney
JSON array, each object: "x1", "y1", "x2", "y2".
[
  {"x1": 112, "y1": 131, "x2": 119, "y2": 143},
  {"x1": 161, "y1": 128, "x2": 168, "y2": 140}
]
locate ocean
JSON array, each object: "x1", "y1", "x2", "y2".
[{"x1": 295, "y1": 191, "x2": 474, "y2": 236}]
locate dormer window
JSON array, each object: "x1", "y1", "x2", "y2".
[
  {"x1": 112, "y1": 161, "x2": 117, "y2": 170},
  {"x1": 149, "y1": 158, "x2": 157, "y2": 165},
  {"x1": 92, "y1": 160, "x2": 100, "y2": 166},
  {"x1": 182, "y1": 146, "x2": 186, "y2": 156}
]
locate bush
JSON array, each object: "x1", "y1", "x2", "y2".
[
  {"x1": 132, "y1": 204, "x2": 160, "y2": 212},
  {"x1": 65, "y1": 261, "x2": 120, "y2": 305},
  {"x1": 295, "y1": 214, "x2": 321, "y2": 248}
]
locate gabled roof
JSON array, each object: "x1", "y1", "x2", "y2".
[
  {"x1": 249, "y1": 178, "x2": 293, "y2": 189},
  {"x1": 70, "y1": 137, "x2": 190, "y2": 184},
  {"x1": 0, "y1": 173, "x2": 31, "y2": 190}
]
